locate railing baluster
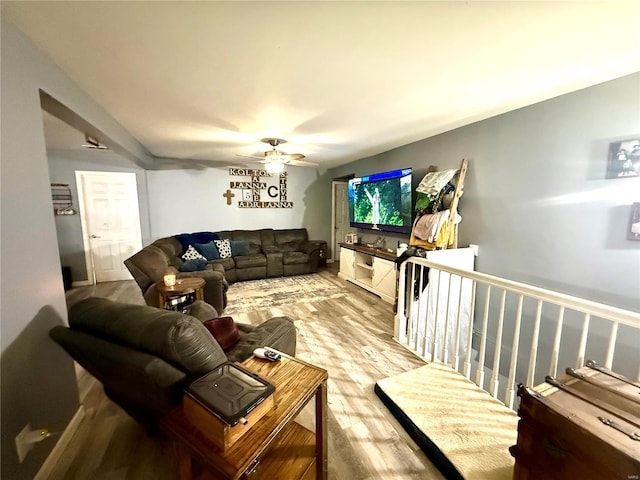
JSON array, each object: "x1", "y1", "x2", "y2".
[
  {"x1": 576, "y1": 313, "x2": 591, "y2": 369},
  {"x1": 464, "y1": 280, "x2": 477, "y2": 379},
  {"x1": 453, "y1": 277, "x2": 465, "y2": 371},
  {"x1": 418, "y1": 265, "x2": 429, "y2": 358},
  {"x1": 476, "y1": 285, "x2": 491, "y2": 389},
  {"x1": 526, "y1": 300, "x2": 543, "y2": 387},
  {"x1": 506, "y1": 294, "x2": 524, "y2": 409},
  {"x1": 394, "y1": 260, "x2": 408, "y2": 343},
  {"x1": 431, "y1": 269, "x2": 442, "y2": 362},
  {"x1": 548, "y1": 306, "x2": 565, "y2": 378},
  {"x1": 604, "y1": 322, "x2": 619, "y2": 370},
  {"x1": 408, "y1": 263, "x2": 417, "y2": 350},
  {"x1": 490, "y1": 289, "x2": 507, "y2": 398},
  {"x1": 442, "y1": 273, "x2": 454, "y2": 365}
]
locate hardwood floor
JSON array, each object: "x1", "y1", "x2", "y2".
[{"x1": 53, "y1": 265, "x2": 444, "y2": 480}]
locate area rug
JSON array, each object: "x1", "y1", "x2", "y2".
[
  {"x1": 223, "y1": 274, "x2": 346, "y2": 314},
  {"x1": 375, "y1": 362, "x2": 518, "y2": 480}
]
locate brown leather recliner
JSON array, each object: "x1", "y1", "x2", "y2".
[{"x1": 49, "y1": 298, "x2": 296, "y2": 429}]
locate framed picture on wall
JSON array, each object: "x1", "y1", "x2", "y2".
[
  {"x1": 607, "y1": 139, "x2": 640, "y2": 178},
  {"x1": 629, "y1": 203, "x2": 640, "y2": 241}
]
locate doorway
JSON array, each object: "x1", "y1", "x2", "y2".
[
  {"x1": 76, "y1": 171, "x2": 142, "y2": 283},
  {"x1": 331, "y1": 181, "x2": 350, "y2": 262}
]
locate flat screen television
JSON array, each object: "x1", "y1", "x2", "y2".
[{"x1": 348, "y1": 168, "x2": 413, "y2": 234}]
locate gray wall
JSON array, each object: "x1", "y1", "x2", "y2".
[
  {"x1": 48, "y1": 150, "x2": 152, "y2": 283},
  {"x1": 330, "y1": 73, "x2": 640, "y2": 379},
  {"x1": 331, "y1": 73, "x2": 640, "y2": 309},
  {"x1": 1, "y1": 19, "x2": 153, "y2": 479}
]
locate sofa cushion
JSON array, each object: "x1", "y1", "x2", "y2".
[
  {"x1": 194, "y1": 241, "x2": 220, "y2": 260},
  {"x1": 124, "y1": 244, "x2": 171, "y2": 288},
  {"x1": 179, "y1": 258, "x2": 207, "y2": 272},
  {"x1": 153, "y1": 237, "x2": 183, "y2": 261},
  {"x1": 188, "y1": 300, "x2": 219, "y2": 320},
  {"x1": 260, "y1": 229, "x2": 276, "y2": 247},
  {"x1": 274, "y1": 228, "x2": 308, "y2": 245},
  {"x1": 280, "y1": 240, "x2": 302, "y2": 252},
  {"x1": 209, "y1": 257, "x2": 235, "y2": 271},
  {"x1": 283, "y1": 251, "x2": 310, "y2": 265},
  {"x1": 214, "y1": 239, "x2": 232, "y2": 259},
  {"x1": 68, "y1": 297, "x2": 227, "y2": 376},
  {"x1": 202, "y1": 317, "x2": 241, "y2": 352},
  {"x1": 230, "y1": 240, "x2": 251, "y2": 257},
  {"x1": 235, "y1": 253, "x2": 267, "y2": 269},
  {"x1": 232, "y1": 230, "x2": 263, "y2": 245}
]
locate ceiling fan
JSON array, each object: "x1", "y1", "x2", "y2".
[{"x1": 236, "y1": 138, "x2": 318, "y2": 173}]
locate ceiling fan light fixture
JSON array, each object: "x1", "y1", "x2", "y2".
[{"x1": 265, "y1": 161, "x2": 285, "y2": 174}]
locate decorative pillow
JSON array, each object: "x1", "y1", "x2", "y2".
[
  {"x1": 230, "y1": 240, "x2": 251, "y2": 257},
  {"x1": 248, "y1": 242, "x2": 262, "y2": 255},
  {"x1": 174, "y1": 232, "x2": 218, "y2": 253},
  {"x1": 214, "y1": 239, "x2": 232, "y2": 259},
  {"x1": 179, "y1": 258, "x2": 207, "y2": 272},
  {"x1": 202, "y1": 317, "x2": 241, "y2": 352},
  {"x1": 194, "y1": 241, "x2": 220, "y2": 260},
  {"x1": 181, "y1": 244, "x2": 206, "y2": 261}
]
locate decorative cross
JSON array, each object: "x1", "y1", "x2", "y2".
[{"x1": 223, "y1": 189, "x2": 235, "y2": 205}]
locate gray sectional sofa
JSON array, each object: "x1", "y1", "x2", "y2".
[{"x1": 124, "y1": 228, "x2": 323, "y2": 313}]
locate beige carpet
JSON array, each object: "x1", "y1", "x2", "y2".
[
  {"x1": 375, "y1": 362, "x2": 518, "y2": 480},
  {"x1": 224, "y1": 273, "x2": 346, "y2": 314}
]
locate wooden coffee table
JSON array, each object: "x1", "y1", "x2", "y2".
[
  {"x1": 157, "y1": 277, "x2": 205, "y2": 310},
  {"x1": 161, "y1": 353, "x2": 328, "y2": 480}
]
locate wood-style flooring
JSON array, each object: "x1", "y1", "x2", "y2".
[{"x1": 52, "y1": 265, "x2": 443, "y2": 480}]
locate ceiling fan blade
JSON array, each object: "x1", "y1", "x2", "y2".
[
  {"x1": 235, "y1": 154, "x2": 267, "y2": 160},
  {"x1": 283, "y1": 159, "x2": 319, "y2": 167},
  {"x1": 281, "y1": 153, "x2": 306, "y2": 161}
]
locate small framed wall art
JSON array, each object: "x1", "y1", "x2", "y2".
[{"x1": 606, "y1": 139, "x2": 640, "y2": 178}]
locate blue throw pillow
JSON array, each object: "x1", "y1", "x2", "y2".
[
  {"x1": 175, "y1": 232, "x2": 219, "y2": 253},
  {"x1": 194, "y1": 241, "x2": 220, "y2": 260},
  {"x1": 230, "y1": 240, "x2": 251, "y2": 257},
  {"x1": 179, "y1": 258, "x2": 207, "y2": 272}
]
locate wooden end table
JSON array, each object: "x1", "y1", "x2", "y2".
[
  {"x1": 161, "y1": 353, "x2": 328, "y2": 480},
  {"x1": 157, "y1": 277, "x2": 205, "y2": 310}
]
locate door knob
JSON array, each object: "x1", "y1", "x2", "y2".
[{"x1": 89, "y1": 234, "x2": 101, "y2": 239}]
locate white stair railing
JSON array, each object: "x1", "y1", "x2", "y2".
[{"x1": 394, "y1": 257, "x2": 640, "y2": 410}]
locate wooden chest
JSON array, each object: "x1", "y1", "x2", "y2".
[{"x1": 512, "y1": 360, "x2": 640, "y2": 480}]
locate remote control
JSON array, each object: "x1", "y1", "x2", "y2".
[{"x1": 253, "y1": 347, "x2": 281, "y2": 362}]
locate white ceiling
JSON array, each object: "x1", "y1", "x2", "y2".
[{"x1": 4, "y1": 1, "x2": 640, "y2": 170}]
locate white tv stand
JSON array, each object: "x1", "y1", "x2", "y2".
[{"x1": 338, "y1": 243, "x2": 397, "y2": 304}]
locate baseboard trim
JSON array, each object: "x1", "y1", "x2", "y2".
[
  {"x1": 71, "y1": 280, "x2": 92, "y2": 287},
  {"x1": 34, "y1": 405, "x2": 85, "y2": 480}
]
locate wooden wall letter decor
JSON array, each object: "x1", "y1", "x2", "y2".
[{"x1": 227, "y1": 168, "x2": 293, "y2": 208}]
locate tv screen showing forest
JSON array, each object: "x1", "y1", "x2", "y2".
[{"x1": 348, "y1": 168, "x2": 412, "y2": 234}]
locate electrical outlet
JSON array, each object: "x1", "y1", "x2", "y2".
[{"x1": 15, "y1": 424, "x2": 33, "y2": 463}]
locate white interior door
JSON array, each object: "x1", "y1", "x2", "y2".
[
  {"x1": 77, "y1": 171, "x2": 142, "y2": 283},
  {"x1": 332, "y1": 181, "x2": 350, "y2": 262}
]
